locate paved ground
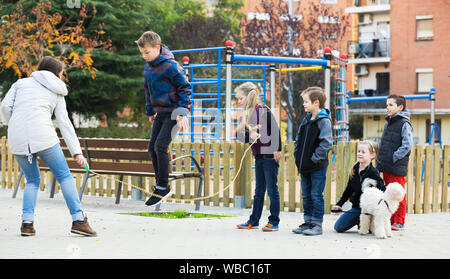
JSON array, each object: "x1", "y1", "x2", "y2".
[{"x1": 1, "y1": 188, "x2": 449, "y2": 259}]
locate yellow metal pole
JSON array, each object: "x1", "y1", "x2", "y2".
[{"x1": 276, "y1": 65, "x2": 339, "y2": 72}]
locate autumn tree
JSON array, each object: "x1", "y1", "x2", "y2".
[
  {"x1": 1, "y1": 0, "x2": 245, "y2": 136},
  {"x1": 0, "y1": 1, "x2": 109, "y2": 82}
]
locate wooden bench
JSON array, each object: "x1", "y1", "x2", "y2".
[{"x1": 12, "y1": 138, "x2": 204, "y2": 210}]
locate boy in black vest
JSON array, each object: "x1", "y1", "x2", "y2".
[
  {"x1": 293, "y1": 87, "x2": 333, "y2": 235},
  {"x1": 376, "y1": 94, "x2": 413, "y2": 231}
]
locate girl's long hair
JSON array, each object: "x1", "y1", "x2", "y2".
[
  {"x1": 349, "y1": 140, "x2": 379, "y2": 179},
  {"x1": 236, "y1": 82, "x2": 260, "y2": 134}
]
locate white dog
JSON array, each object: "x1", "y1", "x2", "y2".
[{"x1": 359, "y1": 178, "x2": 406, "y2": 239}]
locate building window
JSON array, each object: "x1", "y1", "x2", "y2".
[
  {"x1": 416, "y1": 15, "x2": 433, "y2": 40},
  {"x1": 376, "y1": 72, "x2": 389, "y2": 95},
  {"x1": 416, "y1": 68, "x2": 433, "y2": 93},
  {"x1": 426, "y1": 119, "x2": 441, "y2": 144}
]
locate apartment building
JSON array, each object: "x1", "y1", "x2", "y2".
[
  {"x1": 390, "y1": 0, "x2": 450, "y2": 145},
  {"x1": 346, "y1": 0, "x2": 450, "y2": 145},
  {"x1": 346, "y1": 0, "x2": 390, "y2": 97}
]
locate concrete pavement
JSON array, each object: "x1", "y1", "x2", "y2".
[{"x1": 1, "y1": 188, "x2": 449, "y2": 259}]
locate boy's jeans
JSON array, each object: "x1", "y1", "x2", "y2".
[
  {"x1": 148, "y1": 113, "x2": 178, "y2": 188},
  {"x1": 14, "y1": 143, "x2": 84, "y2": 222},
  {"x1": 248, "y1": 154, "x2": 280, "y2": 226},
  {"x1": 300, "y1": 167, "x2": 327, "y2": 223}
]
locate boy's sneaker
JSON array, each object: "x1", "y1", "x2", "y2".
[
  {"x1": 302, "y1": 223, "x2": 323, "y2": 236},
  {"x1": 71, "y1": 216, "x2": 97, "y2": 237},
  {"x1": 20, "y1": 222, "x2": 35, "y2": 236},
  {"x1": 236, "y1": 221, "x2": 258, "y2": 229},
  {"x1": 145, "y1": 186, "x2": 173, "y2": 206},
  {"x1": 262, "y1": 223, "x2": 279, "y2": 232},
  {"x1": 391, "y1": 222, "x2": 404, "y2": 231},
  {"x1": 292, "y1": 222, "x2": 311, "y2": 234}
]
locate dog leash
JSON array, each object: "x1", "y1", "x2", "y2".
[{"x1": 378, "y1": 198, "x2": 392, "y2": 215}]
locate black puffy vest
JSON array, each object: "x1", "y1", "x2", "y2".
[{"x1": 376, "y1": 115, "x2": 411, "y2": 176}]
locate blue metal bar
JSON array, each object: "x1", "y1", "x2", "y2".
[
  {"x1": 178, "y1": 132, "x2": 216, "y2": 136},
  {"x1": 191, "y1": 81, "x2": 219, "y2": 85},
  {"x1": 188, "y1": 138, "x2": 238, "y2": 142},
  {"x1": 193, "y1": 93, "x2": 263, "y2": 97},
  {"x1": 233, "y1": 54, "x2": 328, "y2": 66},
  {"x1": 192, "y1": 78, "x2": 265, "y2": 83},
  {"x1": 216, "y1": 49, "x2": 222, "y2": 141},
  {"x1": 192, "y1": 98, "x2": 218, "y2": 102},
  {"x1": 230, "y1": 64, "x2": 269, "y2": 68},
  {"x1": 347, "y1": 93, "x2": 431, "y2": 103},
  {"x1": 187, "y1": 115, "x2": 217, "y2": 119},
  {"x1": 186, "y1": 64, "x2": 268, "y2": 69},
  {"x1": 192, "y1": 122, "x2": 238, "y2": 126},
  {"x1": 184, "y1": 64, "x2": 219, "y2": 69},
  {"x1": 190, "y1": 66, "x2": 195, "y2": 143},
  {"x1": 192, "y1": 108, "x2": 244, "y2": 111},
  {"x1": 172, "y1": 47, "x2": 226, "y2": 54}
]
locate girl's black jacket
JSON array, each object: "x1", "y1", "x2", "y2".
[{"x1": 336, "y1": 162, "x2": 386, "y2": 209}]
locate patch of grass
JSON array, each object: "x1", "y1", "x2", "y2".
[{"x1": 124, "y1": 210, "x2": 233, "y2": 219}]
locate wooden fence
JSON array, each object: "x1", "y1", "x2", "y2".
[{"x1": 1, "y1": 136, "x2": 449, "y2": 214}]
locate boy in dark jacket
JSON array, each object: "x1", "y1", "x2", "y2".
[
  {"x1": 136, "y1": 31, "x2": 192, "y2": 206},
  {"x1": 376, "y1": 94, "x2": 413, "y2": 230},
  {"x1": 293, "y1": 87, "x2": 333, "y2": 235}
]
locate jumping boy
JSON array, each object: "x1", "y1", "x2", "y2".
[
  {"x1": 376, "y1": 94, "x2": 413, "y2": 231},
  {"x1": 136, "y1": 31, "x2": 192, "y2": 206},
  {"x1": 293, "y1": 87, "x2": 333, "y2": 235}
]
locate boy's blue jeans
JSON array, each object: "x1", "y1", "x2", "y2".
[
  {"x1": 300, "y1": 167, "x2": 327, "y2": 223},
  {"x1": 248, "y1": 154, "x2": 280, "y2": 226},
  {"x1": 334, "y1": 208, "x2": 361, "y2": 233},
  {"x1": 14, "y1": 143, "x2": 84, "y2": 222}
]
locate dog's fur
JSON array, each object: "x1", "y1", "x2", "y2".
[{"x1": 359, "y1": 178, "x2": 406, "y2": 239}]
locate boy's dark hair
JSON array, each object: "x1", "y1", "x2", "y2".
[
  {"x1": 135, "y1": 31, "x2": 161, "y2": 48},
  {"x1": 37, "y1": 56, "x2": 65, "y2": 78},
  {"x1": 387, "y1": 94, "x2": 406, "y2": 110},
  {"x1": 301, "y1": 87, "x2": 326, "y2": 109}
]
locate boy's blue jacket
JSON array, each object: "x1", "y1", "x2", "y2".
[{"x1": 144, "y1": 44, "x2": 191, "y2": 116}]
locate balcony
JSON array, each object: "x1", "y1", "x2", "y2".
[
  {"x1": 346, "y1": 0, "x2": 390, "y2": 15},
  {"x1": 348, "y1": 39, "x2": 390, "y2": 64},
  {"x1": 348, "y1": 89, "x2": 388, "y2": 112}
]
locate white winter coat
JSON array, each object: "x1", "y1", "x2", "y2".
[{"x1": 0, "y1": 70, "x2": 82, "y2": 157}]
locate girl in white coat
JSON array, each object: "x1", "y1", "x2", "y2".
[{"x1": 1, "y1": 57, "x2": 97, "y2": 237}]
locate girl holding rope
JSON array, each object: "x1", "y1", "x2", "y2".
[{"x1": 235, "y1": 82, "x2": 282, "y2": 232}]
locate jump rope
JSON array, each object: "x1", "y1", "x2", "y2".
[
  {"x1": 82, "y1": 136, "x2": 259, "y2": 203},
  {"x1": 81, "y1": 97, "x2": 282, "y2": 204}
]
